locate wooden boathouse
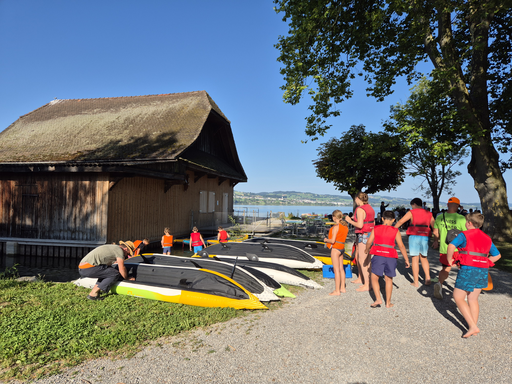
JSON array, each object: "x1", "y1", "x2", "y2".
[{"x1": 0, "y1": 91, "x2": 247, "y2": 268}]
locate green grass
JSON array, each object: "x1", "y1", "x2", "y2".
[
  {"x1": 0, "y1": 279, "x2": 243, "y2": 381},
  {"x1": 494, "y1": 242, "x2": 512, "y2": 274}
]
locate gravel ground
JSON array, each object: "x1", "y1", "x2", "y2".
[{"x1": 16, "y1": 236, "x2": 512, "y2": 384}]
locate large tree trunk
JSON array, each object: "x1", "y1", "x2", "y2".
[{"x1": 468, "y1": 137, "x2": 512, "y2": 241}]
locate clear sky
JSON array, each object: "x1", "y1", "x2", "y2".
[{"x1": 1, "y1": 0, "x2": 509, "y2": 205}]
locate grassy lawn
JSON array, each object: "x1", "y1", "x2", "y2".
[{"x1": 0, "y1": 277, "x2": 245, "y2": 382}]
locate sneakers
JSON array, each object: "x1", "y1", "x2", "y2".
[
  {"x1": 434, "y1": 282, "x2": 443, "y2": 299},
  {"x1": 87, "y1": 294, "x2": 104, "y2": 301}
]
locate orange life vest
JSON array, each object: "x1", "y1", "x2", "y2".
[
  {"x1": 327, "y1": 224, "x2": 349, "y2": 250},
  {"x1": 354, "y1": 204, "x2": 375, "y2": 234},
  {"x1": 162, "y1": 235, "x2": 173, "y2": 247},
  {"x1": 370, "y1": 225, "x2": 399, "y2": 258},
  {"x1": 457, "y1": 229, "x2": 494, "y2": 268},
  {"x1": 133, "y1": 240, "x2": 143, "y2": 256},
  {"x1": 406, "y1": 209, "x2": 433, "y2": 237}
]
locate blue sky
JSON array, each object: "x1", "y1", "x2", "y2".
[{"x1": 0, "y1": 0, "x2": 509, "y2": 205}]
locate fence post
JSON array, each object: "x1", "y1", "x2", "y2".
[{"x1": 5, "y1": 242, "x2": 18, "y2": 268}]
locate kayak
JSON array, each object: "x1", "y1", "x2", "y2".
[
  {"x1": 125, "y1": 254, "x2": 280, "y2": 302},
  {"x1": 73, "y1": 264, "x2": 267, "y2": 310},
  {"x1": 203, "y1": 242, "x2": 324, "y2": 270}
]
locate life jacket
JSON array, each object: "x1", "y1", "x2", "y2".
[
  {"x1": 133, "y1": 240, "x2": 143, "y2": 256},
  {"x1": 162, "y1": 235, "x2": 173, "y2": 247},
  {"x1": 457, "y1": 229, "x2": 494, "y2": 268},
  {"x1": 190, "y1": 232, "x2": 202, "y2": 247},
  {"x1": 219, "y1": 230, "x2": 229, "y2": 243},
  {"x1": 354, "y1": 204, "x2": 375, "y2": 234},
  {"x1": 370, "y1": 225, "x2": 399, "y2": 258},
  {"x1": 327, "y1": 224, "x2": 348, "y2": 250},
  {"x1": 406, "y1": 209, "x2": 433, "y2": 237}
]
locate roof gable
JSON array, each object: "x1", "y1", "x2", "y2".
[{"x1": 0, "y1": 91, "x2": 229, "y2": 162}]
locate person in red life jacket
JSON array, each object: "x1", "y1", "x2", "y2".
[
  {"x1": 345, "y1": 191, "x2": 375, "y2": 292},
  {"x1": 134, "y1": 238, "x2": 150, "y2": 256},
  {"x1": 446, "y1": 212, "x2": 501, "y2": 338},
  {"x1": 161, "y1": 228, "x2": 173, "y2": 255},
  {"x1": 323, "y1": 210, "x2": 350, "y2": 296},
  {"x1": 432, "y1": 197, "x2": 467, "y2": 299},
  {"x1": 189, "y1": 226, "x2": 206, "y2": 254},
  {"x1": 365, "y1": 211, "x2": 410, "y2": 308},
  {"x1": 217, "y1": 226, "x2": 230, "y2": 243},
  {"x1": 394, "y1": 198, "x2": 434, "y2": 287}
]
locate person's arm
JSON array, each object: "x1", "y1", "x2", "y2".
[
  {"x1": 116, "y1": 257, "x2": 135, "y2": 280},
  {"x1": 385, "y1": 203, "x2": 389, "y2": 208},
  {"x1": 189, "y1": 236, "x2": 192, "y2": 251},
  {"x1": 161, "y1": 236, "x2": 164, "y2": 248},
  {"x1": 364, "y1": 229, "x2": 375, "y2": 254},
  {"x1": 200, "y1": 235, "x2": 205, "y2": 246},
  {"x1": 226, "y1": 232, "x2": 230, "y2": 239},
  {"x1": 217, "y1": 233, "x2": 221, "y2": 241},
  {"x1": 395, "y1": 231, "x2": 410, "y2": 268},
  {"x1": 432, "y1": 227, "x2": 439, "y2": 249},
  {"x1": 489, "y1": 243, "x2": 502, "y2": 264},
  {"x1": 394, "y1": 211, "x2": 412, "y2": 229},
  {"x1": 446, "y1": 243, "x2": 457, "y2": 265},
  {"x1": 346, "y1": 207, "x2": 365, "y2": 229}
]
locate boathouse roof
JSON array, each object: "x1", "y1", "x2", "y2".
[{"x1": 0, "y1": 91, "x2": 247, "y2": 182}]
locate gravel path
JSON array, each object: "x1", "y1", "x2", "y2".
[{"x1": 23, "y1": 238, "x2": 512, "y2": 384}]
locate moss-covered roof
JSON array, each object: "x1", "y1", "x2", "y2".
[{"x1": 0, "y1": 91, "x2": 230, "y2": 163}]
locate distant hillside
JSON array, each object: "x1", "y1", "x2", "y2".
[{"x1": 234, "y1": 190, "x2": 481, "y2": 209}]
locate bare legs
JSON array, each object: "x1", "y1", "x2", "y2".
[
  {"x1": 329, "y1": 249, "x2": 346, "y2": 295},
  {"x1": 371, "y1": 274, "x2": 394, "y2": 308},
  {"x1": 453, "y1": 287, "x2": 481, "y2": 337},
  {"x1": 410, "y1": 254, "x2": 431, "y2": 287},
  {"x1": 353, "y1": 242, "x2": 371, "y2": 291}
]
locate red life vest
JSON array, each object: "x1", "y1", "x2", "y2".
[
  {"x1": 162, "y1": 235, "x2": 173, "y2": 247},
  {"x1": 406, "y1": 209, "x2": 433, "y2": 237},
  {"x1": 354, "y1": 204, "x2": 375, "y2": 234},
  {"x1": 219, "y1": 230, "x2": 228, "y2": 242},
  {"x1": 190, "y1": 232, "x2": 202, "y2": 247},
  {"x1": 370, "y1": 225, "x2": 399, "y2": 258},
  {"x1": 457, "y1": 229, "x2": 494, "y2": 268},
  {"x1": 327, "y1": 224, "x2": 348, "y2": 250}
]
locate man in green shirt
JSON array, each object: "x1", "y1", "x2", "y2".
[
  {"x1": 78, "y1": 241, "x2": 135, "y2": 300},
  {"x1": 432, "y1": 197, "x2": 467, "y2": 299}
]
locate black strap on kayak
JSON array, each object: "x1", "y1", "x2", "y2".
[{"x1": 230, "y1": 256, "x2": 239, "y2": 279}]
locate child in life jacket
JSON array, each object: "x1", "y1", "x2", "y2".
[
  {"x1": 217, "y1": 226, "x2": 230, "y2": 243},
  {"x1": 161, "y1": 228, "x2": 173, "y2": 255},
  {"x1": 323, "y1": 210, "x2": 349, "y2": 295},
  {"x1": 189, "y1": 226, "x2": 205, "y2": 254},
  {"x1": 446, "y1": 212, "x2": 501, "y2": 338},
  {"x1": 134, "y1": 238, "x2": 150, "y2": 256},
  {"x1": 365, "y1": 211, "x2": 410, "y2": 308}
]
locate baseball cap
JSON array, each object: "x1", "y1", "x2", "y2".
[{"x1": 448, "y1": 197, "x2": 460, "y2": 205}]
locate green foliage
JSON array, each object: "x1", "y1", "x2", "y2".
[
  {"x1": 0, "y1": 264, "x2": 19, "y2": 280},
  {"x1": 227, "y1": 215, "x2": 243, "y2": 237},
  {"x1": 314, "y1": 125, "x2": 407, "y2": 197},
  {"x1": 0, "y1": 281, "x2": 240, "y2": 381}
]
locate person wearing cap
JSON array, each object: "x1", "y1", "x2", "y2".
[
  {"x1": 432, "y1": 197, "x2": 467, "y2": 299},
  {"x1": 78, "y1": 242, "x2": 136, "y2": 300}
]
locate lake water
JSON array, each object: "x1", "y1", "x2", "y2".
[{"x1": 234, "y1": 204, "x2": 381, "y2": 217}]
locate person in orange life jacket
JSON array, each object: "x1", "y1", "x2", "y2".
[
  {"x1": 323, "y1": 210, "x2": 350, "y2": 296},
  {"x1": 394, "y1": 198, "x2": 434, "y2": 287},
  {"x1": 190, "y1": 226, "x2": 205, "y2": 253},
  {"x1": 217, "y1": 226, "x2": 230, "y2": 243},
  {"x1": 345, "y1": 192, "x2": 375, "y2": 292},
  {"x1": 365, "y1": 211, "x2": 410, "y2": 308},
  {"x1": 78, "y1": 242, "x2": 136, "y2": 300},
  {"x1": 161, "y1": 227, "x2": 173, "y2": 255},
  {"x1": 446, "y1": 212, "x2": 501, "y2": 338},
  {"x1": 432, "y1": 197, "x2": 467, "y2": 299},
  {"x1": 134, "y1": 238, "x2": 150, "y2": 256}
]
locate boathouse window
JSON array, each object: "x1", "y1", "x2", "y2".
[
  {"x1": 199, "y1": 190, "x2": 207, "y2": 213},
  {"x1": 208, "y1": 191, "x2": 216, "y2": 213}
]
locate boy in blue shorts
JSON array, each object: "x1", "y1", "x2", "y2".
[
  {"x1": 365, "y1": 211, "x2": 410, "y2": 308},
  {"x1": 447, "y1": 212, "x2": 501, "y2": 338}
]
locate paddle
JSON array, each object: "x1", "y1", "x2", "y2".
[{"x1": 482, "y1": 273, "x2": 493, "y2": 291}]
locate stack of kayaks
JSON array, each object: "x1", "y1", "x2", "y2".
[
  {"x1": 203, "y1": 242, "x2": 324, "y2": 270},
  {"x1": 73, "y1": 262, "x2": 267, "y2": 310}
]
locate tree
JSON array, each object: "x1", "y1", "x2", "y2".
[
  {"x1": 314, "y1": 125, "x2": 406, "y2": 205},
  {"x1": 386, "y1": 77, "x2": 469, "y2": 211},
  {"x1": 275, "y1": 0, "x2": 512, "y2": 240}
]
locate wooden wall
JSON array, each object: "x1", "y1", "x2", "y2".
[
  {"x1": 106, "y1": 170, "x2": 233, "y2": 243},
  {"x1": 0, "y1": 173, "x2": 109, "y2": 243}
]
